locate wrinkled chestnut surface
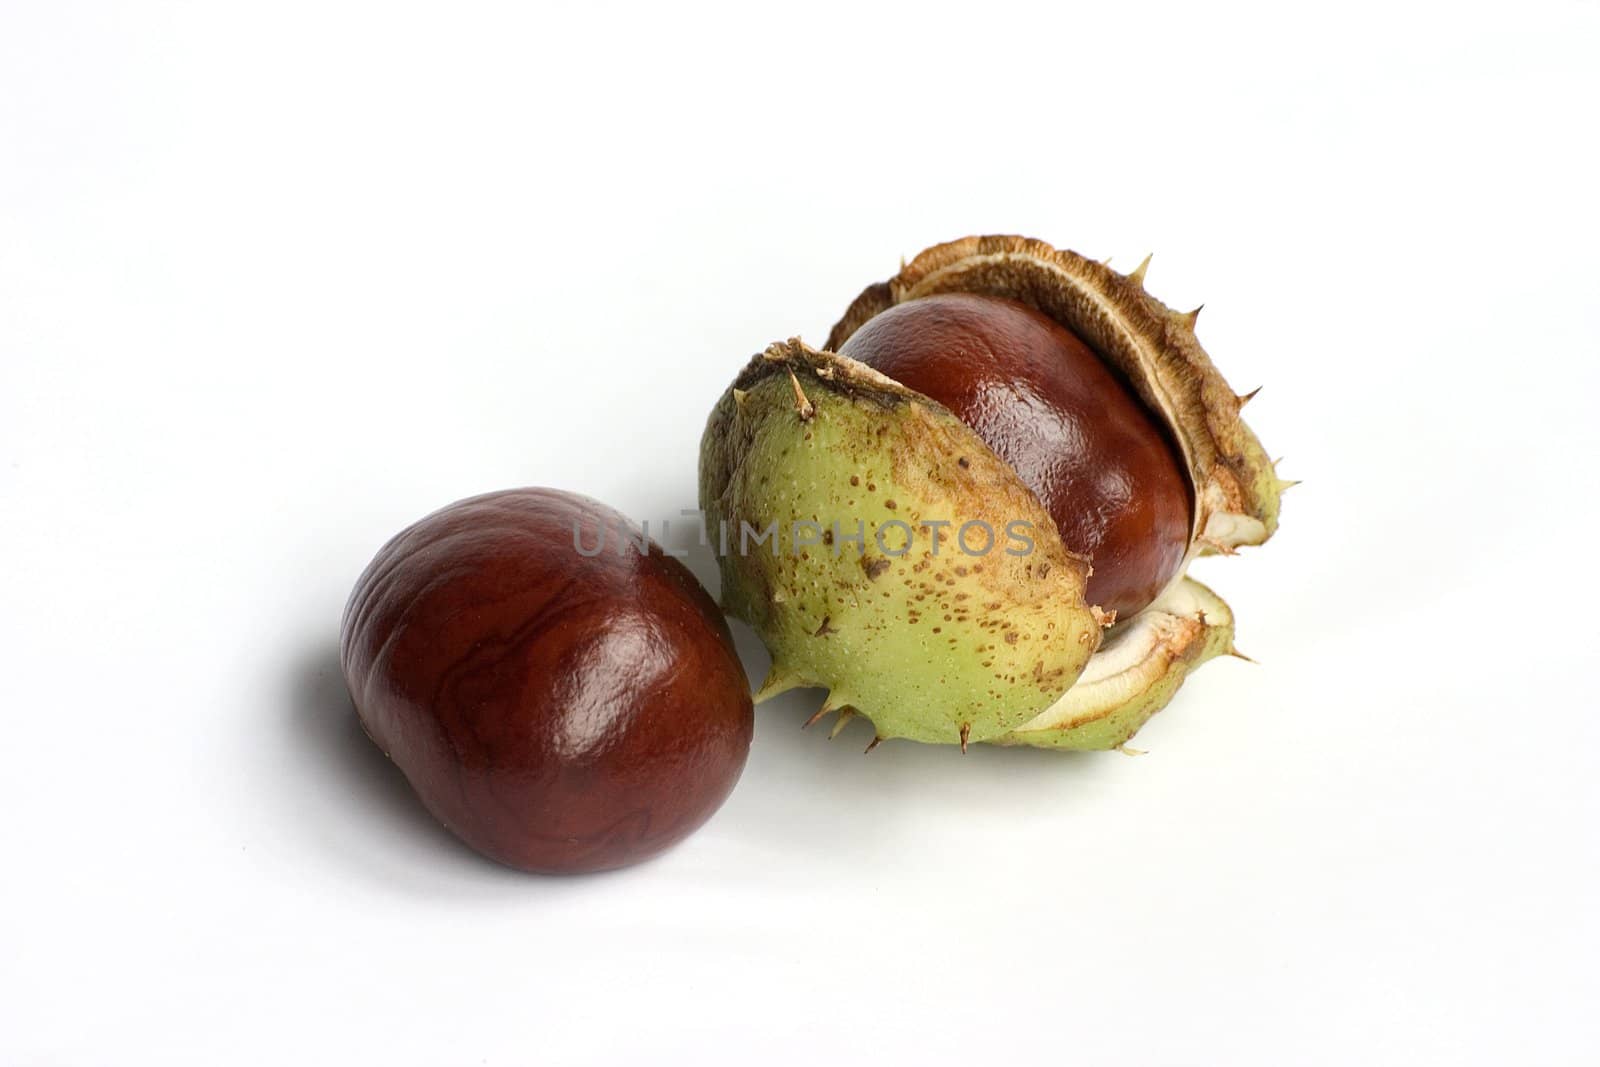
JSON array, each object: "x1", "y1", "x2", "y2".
[
  {"x1": 340, "y1": 488, "x2": 753, "y2": 874},
  {"x1": 839, "y1": 293, "x2": 1193, "y2": 619}
]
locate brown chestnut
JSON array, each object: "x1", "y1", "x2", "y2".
[
  {"x1": 339, "y1": 488, "x2": 753, "y2": 874},
  {"x1": 838, "y1": 292, "x2": 1194, "y2": 620}
]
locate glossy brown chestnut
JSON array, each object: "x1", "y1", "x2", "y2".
[
  {"x1": 838, "y1": 292, "x2": 1193, "y2": 620},
  {"x1": 339, "y1": 488, "x2": 753, "y2": 874}
]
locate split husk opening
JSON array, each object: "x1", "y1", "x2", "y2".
[{"x1": 702, "y1": 235, "x2": 1287, "y2": 750}]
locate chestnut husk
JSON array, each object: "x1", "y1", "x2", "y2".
[{"x1": 701, "y1": 235, "x2": 1290, "y2": 751}]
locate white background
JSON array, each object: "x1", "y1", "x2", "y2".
[{"x1": 4, "y1": 2, "x2": 1598, "y2": 1064}]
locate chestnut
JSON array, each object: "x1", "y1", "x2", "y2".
[
  {"x1": 339, "y1": 488, "x2": 753, "y2": 874},
  {"x1": 838, "y1": 292, "x2": 1193, "y2": 620}
]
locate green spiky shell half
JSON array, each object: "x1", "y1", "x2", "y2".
[{"x1": 698, "y1": 340, "x2": 1104, "y2": 746}]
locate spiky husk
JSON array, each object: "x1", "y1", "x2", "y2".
[
  {"x1": 698, "y1": 340, "x2": 1103, "y2": 745},
  {"x1": 700, "y1": 236, "x2": 1286, "y2": 752}
]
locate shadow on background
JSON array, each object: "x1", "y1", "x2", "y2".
[
  {"x1": 283, "y1": 642, "x2": 542, "y2": 894},
  {"x1": 695, "y1": 619, "x2": 1114, "y2": 877}
]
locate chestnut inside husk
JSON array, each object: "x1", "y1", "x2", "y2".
[
  {"x1": 838, "y1": 292, "x2": 1193, "y2": 622},
  {"x1": 700, "y1": 235, "x2": 1290, "y2": 751}
]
